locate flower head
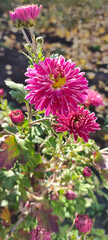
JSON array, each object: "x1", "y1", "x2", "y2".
[
  {"x1": 9, "y1": 110, "x2": 24, "y2": 125},
  {"x1": 9, "y1": 4, "x2": 42, "y2": 28},
  {"x1": 65, "y1": 190, "x2": 77, "y2": 200},
  {"x1": 83, "y1": 167, "x2": 92, "y2": 177},
  {"x1": 29, "y1": 226, "x2": 51, "y2": 240},
  {"x1": 0, "y1": 89, "x2": 4, "y2": 97},
  {"x1": 75, "y1": 214, "x2": 93, "y2": 233},
  {"x1": 25, "y1": 56, "x2": 88, "y2": 116},
  {"x1": 55, "y1": 106, "x2": 100, "y2": 142},
  {"x1": 84, "y1": 89, "x2": 104, "y2": 107}
]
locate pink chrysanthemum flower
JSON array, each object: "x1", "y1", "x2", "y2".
[
  {"x1": 25, "y1": 56, "x2": 88, "y2": 116},
  {"x1": 29, "y1": 226, "x2": 51, "y2": 240},
  {"x1": 75, "y1": 214, "x2": 93, "y2": 233},
  {"x1": 84, "y1": 89, "x2": 104, "y2": 107},
  {"x1": 9, "y1": 4, "x2": 42, "y2": 28},
  {"x1": 9, "y1": 110, "x2": 24, "y2": 125},
  {"x1": 55, "y1": 106, "x2": 100, "y2": 142}
]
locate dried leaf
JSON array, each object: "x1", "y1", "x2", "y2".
[{"x1": 1, "y1": 207, "x2": 11, "y2": 225}]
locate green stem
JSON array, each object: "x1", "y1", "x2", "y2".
[
  {"x1": 21, "y1": 28, "x2": 32, "y2": 47},
  {"x1": 30, "y1": 27, "x2": 37, "y2": 57},
  {"x1": 30, "y1": 118, "x2": 51, "y2": 126}
]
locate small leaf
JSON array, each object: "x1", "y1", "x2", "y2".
[
  {"x1": 70, "y1": 234, "x2": 77, "y2": 240},
  {"x1": 5, "y1": 80, "x2": 27, "y2": 103}
]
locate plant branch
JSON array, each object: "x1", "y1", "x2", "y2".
[{"x1": 21, "y1": 28, "x2": 32, "y2": 47}]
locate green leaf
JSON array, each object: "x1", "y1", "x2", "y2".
[
  {"x1": 89, "y1": 237, "x2": 94, "y2": 240},
  {"x1": 19, "y1": 183, "x2": 27, "y2": 202},
  {"x1": 5, "y1": 80, "x2": 27, "y2": 103},
  {"x1": 3, "y1": 175, "x2": 16, "y2": 190},
  {"x1": 70, "y1": 235, "x2": 77, "y2": 240}
]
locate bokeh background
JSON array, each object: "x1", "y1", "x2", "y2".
[{"x1": 0, "y1": 0, "x2": 108, "y2": 147}]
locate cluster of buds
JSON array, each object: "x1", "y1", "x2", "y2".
[{"x1": 29, "y1": 226, "x2": 51, "y2": 240}]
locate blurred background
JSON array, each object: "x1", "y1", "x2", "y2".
[{"x1": 0, "y1": 0, "x2": 108, "y2": 148}]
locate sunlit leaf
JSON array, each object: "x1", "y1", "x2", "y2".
[
  {"x1": 5, "y1": 80, "x2": 27, "y2": 103},
  {"x1": 1, "y1": 207, "x2": 11, "y2": 225}
]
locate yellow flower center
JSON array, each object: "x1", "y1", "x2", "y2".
[{"x1": 52, "y1": 76, "x2": 66, "y2": 88}]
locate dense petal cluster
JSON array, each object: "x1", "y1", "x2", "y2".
[
  {"x1": 29, "y1": 226, "x2": 51, "y2": 240},
  {"x1": 83, "y1": 167, "x2": 92, "y2": 177},
  {"x1": 9, "y1": 110, "x2": 24, "y2": 125},
  {"x1": 0, "y1": 89, "x2": 4, "y2": 97},
  {"x1": 84, "y1": 89, "x2": 104, "y2": 107},
  {"x1": 75, "y1": 214, "x2": 93, "y2": 233},
  {"x1": 9, "y1": 4, "x2": 42, "y2": 28},
  {"x1": 65, "y1": 190, "x2": 77, "y2": 200},
  {"x1": 55, "y1": 106, "x2": 100, "y2": 142},
  {"x1": 25, "y1": 56, "x2": 88, "y2": 116}
]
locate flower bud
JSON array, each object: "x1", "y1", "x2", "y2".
[
  {"x1": 75, "y1": 214, "x2": 93, "y2": 233},
  {"x1": 50, "y1": 193, "x2": 59, "y2": 201},
  {"x1": 65, "y1": 190, "x2": 77, "y2": 200},
  {"x1": 83, "y1": 167, "x2": 92, "y2": 177},
  {"x1": 0, "y1": 89, "x2": 4, "y2": 98},
  {"x1": 36, "y1": 36, "x2": 44, "y2": 46},
  {"x1": 9, "y1": 110, "x2": 24, "y2": 125},
  {"x1": 9, "y1": 4, "x2": 42, "y2": 28}
]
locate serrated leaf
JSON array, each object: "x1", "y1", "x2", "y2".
[{"x1": 5, "y1": 80, "x2": 27, "y2": 103}]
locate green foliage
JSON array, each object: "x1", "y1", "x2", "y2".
[{"x1": 5, "y1": 80, "x2": 27, "y2": 103}]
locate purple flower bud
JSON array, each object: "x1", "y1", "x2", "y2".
[
  {"x1": 9, "y1": 109, "x2": 24, "y2": 125},
  {"x1": 75, "y1": 214, "x2": 93, "y2": 233},
  {"x1": 83, "y1": 167, "x2": 92, "y2": 177},
  {"x1": 65, "y1": 190, "x2": 77, "y2": 200}
]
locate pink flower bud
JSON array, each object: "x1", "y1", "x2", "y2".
[
  {"x1": 75, "y1": 214, "x2": 93, "y2": 233},
  {"x1": 9, "y1": 4, "x2": 42, "y2": 28},
  {"x1": 0, "y1": 89, "x2": 4, "y2": 97},
  {"x1": 83, "y1": 167, "x2": 92, "y2": 177},
  {"x1": 9, "y1": 109, "x2": 24, "y2": 125},
  {"x1": 25, "y1": 201, "x2": 30, "y2": 209},
  {"x1": 50, "y1": 193, "x2": 59, "y2": 201},
  {"x1": 65, "y1": 190, "x2": 77, "y2": 200}
]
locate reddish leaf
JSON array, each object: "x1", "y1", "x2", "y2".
[
  {"x1": 0, "y1": 135, "x2": 20, "y2": 169},
  {"x1": 36, "y1": 202, "x2": 59, "y2": 233}
]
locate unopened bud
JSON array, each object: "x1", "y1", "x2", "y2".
[{"x1": 36, "y1": 36, "x2": 44, "y2": 46}]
